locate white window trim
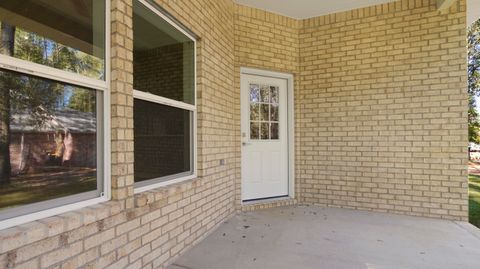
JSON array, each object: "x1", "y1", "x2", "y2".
[
  {"x1": 137, "y1": 0, "x2": 197, "y2": 41},
  {"x1": 132, "y1": 89, "x2": 197, "y2": 194},
  {"x1": 133, "y1": 0, "x2": 197, "y2": 194},
  {"x1": 0, "y1": 54, "x2": 108, "y2": 91},
  {"x1": 0, "y1": 0, "x2": 111, "y2": 230},
  {"x1": 133, "y1": 90, "x2": 195, "y2": 111}
]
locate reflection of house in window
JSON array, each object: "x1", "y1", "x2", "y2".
[{"x1": 9, "y1": 109, "x2": 96, "y2": 175}]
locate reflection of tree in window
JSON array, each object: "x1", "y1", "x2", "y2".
[
  {"x1": 0, "y1": 0, "x2": 105, "y2": 79},
  {"x1": 0, "y1": 71, "x2": 98, "y2": 209},
  {"x1": 249, "y1": 84, "x2": 280, "y2": 140},
  {"x1": 0, "y1": 0, "x2": 104, "y2": 218},
  {"x1": 0, "y1": 24, "x2": 104, "y2": 79},
  {"x1": 0, "y1": 22, "x2": 99, "y2": 184}
]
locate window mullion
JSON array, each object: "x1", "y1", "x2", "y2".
[
  {"x1": 133, "y1": 90, "x2": 196, "y2": 111},
  {"x1": 0, "y1": 55, "x2": 108, "y2": 91}
]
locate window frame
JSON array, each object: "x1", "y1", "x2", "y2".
[
  {"x1": 0, "y1": 0, "x2": 111, "y2": 230},
  {"x1": 133, "y1": 0, "x2": 197, "y2": 194}
]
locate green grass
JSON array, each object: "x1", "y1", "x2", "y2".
[
  {"x1": 0, "y1": 168, "x2": 96, "y2": 210},
  {"x1": 469, "y1": 174, "x2": 480, "y2": 228}
]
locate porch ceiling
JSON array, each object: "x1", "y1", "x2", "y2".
[
  {"x1": 234, "y1": 0, "x2": 397, "y2": 19},
  {"x1": 468, "y1": 0, "x2": 480, "y2": 26}
]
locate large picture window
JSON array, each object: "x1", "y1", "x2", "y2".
[
  {"x1": 133, "y1": 0, "x2": 196, "y2": 191},
  {"x1": 0, "y1": 0, "x2": 108, "y2": 227}
]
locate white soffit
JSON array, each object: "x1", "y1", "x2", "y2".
[{"x1": 234, "y1": 0, "x2": 398, "y2": 19}]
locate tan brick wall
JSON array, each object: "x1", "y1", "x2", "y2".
[
  {"x1": 298, "y1": 0, "x2": 468, "y2": 220},
  {"x1": 0, "y1": 0, "x2": 237, "y2": 268},
  {"x1": 233, "y1": 0, "x2": 468, "y2": 220},
  {"x1": 234, "y1": 5, "x2": 300, "y2": 72},
  {"x1": 233, "y1": 5, "x2": 301, "y2": 206},
  {"x1": 110, "y1": 0, "x2": 135, "y2": 208},
  {"x1": 0, "y1": 0, "x2": 469, "y2": 268}
]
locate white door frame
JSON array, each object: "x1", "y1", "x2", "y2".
[{"x1": 240, "y1": 67, "x2": 295, "y2": 200}]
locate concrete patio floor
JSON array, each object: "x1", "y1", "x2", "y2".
[{"x1": 168, "y1": 206, "x2": 480, "y2": 269}]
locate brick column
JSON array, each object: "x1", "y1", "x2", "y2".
[{"x1": 110, "y1": 0, "x2": 135, "y2": 209}]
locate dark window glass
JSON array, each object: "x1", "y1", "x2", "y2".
[
  {"x1": 134, "y1": 99, "x2": 192, "y2": 183},
  {"x1": 0, "y1": 0, "x2": 105, "y2": 79},
  {"x1": 0, "y1": 69, "x2": 100, "y2": 218},
  {"x1": 133, "y1": 1, "x2": 195, "y2": 104}
]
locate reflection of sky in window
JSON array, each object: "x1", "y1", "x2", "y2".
[
  {"x1": 250, "y1": 85, "x2": 260, "y2": 102},
  {"x1": 44, "y1": 38, "x2": 55, "y2": 59},
  {"x1": 476, "y1": 96, "x2": 480, "y2": 113},
  {"x1": 61, "y1": 86, "x2": 74, "y2": 107}
]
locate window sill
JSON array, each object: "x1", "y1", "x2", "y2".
[
  {"x1": 0, "y1": 200, "x2": 122, "y2": 254},
  {"x1": 133, "y1": 176, "x2": 202, "y2": 208},
  {"x1": 0, "y1": 176, "x2": 203, "y2": 254},
  {"x1": 133, "y1": 174, "x2": 197, "y2": 194}
]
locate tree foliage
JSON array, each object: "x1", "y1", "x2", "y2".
[
  {"x1": 10, "y1": 28, "x2": 99, "y2": 120},
  {"x1": 0, "y1": 23, "x2": 100, "y2": 183},
  {"x1": 0, "y1": 22, "x2": 15, "y2": 183},
  {"x1": 67, "y1": 88, "x2": 96, "y2": 113},
  {"x1": 468, "y1": 20, "x2": 480, "y2": 144}
]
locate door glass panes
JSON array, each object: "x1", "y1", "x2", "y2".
[
  {"x1": 250, "y1": 85, "x2": 260, "y2": 102},
  {"x1": 260, "y1": 104, "x2": 269, "y2": 121},
  {"x1": 0, "y1": 1, "x2": 106, "y2": 80},
  {"x1": 250, "y1": 122, "x2": 259, "y2": 139},
  {"x1": 250, "y1": 103, "x2": 259, "y2": 120},
  {"x1": 260, "y1": 122, "x2": 269, "y2": 139},
  {"x1": 249, "y1": 84, "x2": 280, "y2": 140},
  {"x1": 270, "y1": 105, "x2": 279, "y2": 121},
  {"x1": 260, "y1": 85, "x2": 269, "y2": 102},
  {"x1": 270, "y1": 86, "x2": 279, "y2": 104},
  {"x1": 270, "y1": 123, "x2": 279, "y2": 139}
]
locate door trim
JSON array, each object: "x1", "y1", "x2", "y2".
[{"x1": 240, "y1": 67, "x2": 295, "y2": 201}]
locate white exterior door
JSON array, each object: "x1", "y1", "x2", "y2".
[{"x1": 241, "y1": 74, "x2": 289, "y2": 201}]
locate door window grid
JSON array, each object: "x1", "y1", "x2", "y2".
[{"x1": 249, "y1": 84, "x2": 279, "y2": 140}]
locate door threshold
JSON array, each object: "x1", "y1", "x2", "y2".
[
  {"x1": 243, "y1": 195, "x2": 289, "y2": 204},
  {"x1": 241, "y1": 196, "x2": 296, "y2": 212}
]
